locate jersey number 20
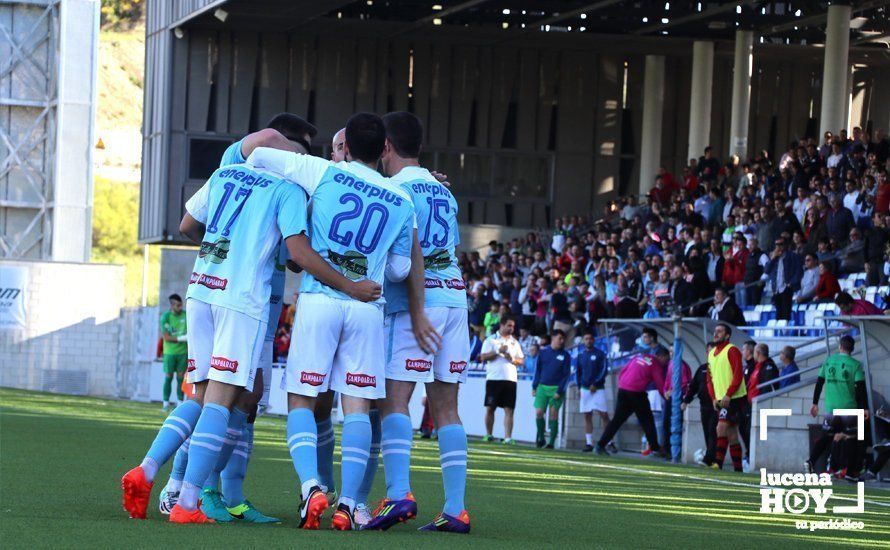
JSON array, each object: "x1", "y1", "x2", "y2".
[{"x1": 328, "y1": 193, "x2": 389, "y2": 254}]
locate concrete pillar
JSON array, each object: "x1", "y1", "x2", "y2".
[
  {"x1": 729, "y1": 30, "x2": 753, "y2": 160},
  {"x1": 819, "y1": 3, "x2": 851, "y2": 138},
  {"x1": 687, "y1": 41, "x2": 714, "y2": 163},
  {"x1": 639, "y1": 55, "x2": 665, "y2": 194}
]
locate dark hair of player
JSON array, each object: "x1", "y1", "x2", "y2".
[
  {"x1": 717, "y1": 322, "x2": 732, "y2": 337},
  {"x1": 382, "y1": 111, "x2": 423, "y2": 159},
  {"x1": 168, "y1": 293, "x2": 182, "y2": 303},
  {"x1": 266, "y1": 113, "x2": 317, "y2": 150},
  {"x1": 642, "y1": 327, "x2": 658, "y2": 340},
  {"x1": 551, "y1": 329, "x2": 566, "y2": 339},
  {"x1": 839, "y1": 335, "x2": 855, "y2": 353},
  {"x1": 345, "y1": 112, "x2": 386, "y2": 164}
]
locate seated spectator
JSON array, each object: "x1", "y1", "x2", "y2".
[
  {"x1": 814, "y1": 261, "x2": 841, "y2": 301},
  {"x1": 835, "y1": 291, "x2": 885, "y2": 315},
  {"x1": 795, "y1": 253, "x2": 820, "y2": 303},
  {"x1": 778, "y1": 346, "x2": 801, "y2": 388},
  {"x1": 838, "y1": 228, "x2": 866, "y2": 274}
]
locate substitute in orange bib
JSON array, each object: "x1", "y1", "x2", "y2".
[{"x1": 706, "y1": 323, "x2": 747, "y2": 472}]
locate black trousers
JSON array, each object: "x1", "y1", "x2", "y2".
[
  {"x1": 774, "y1": 287, "x2": 794, "y2": 321},
  {"x1": 700, "y1": 400, "x2": 718, "y2": 463},
  {"x1": 598, "y1": 389, "x2": 660, "y2": 451},
  {"x1": 746, "y1": 282, "x2": 763, "y2": 308}
]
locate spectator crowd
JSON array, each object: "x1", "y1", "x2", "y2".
[{"x1": 264, "y1": 127, "x2": 889, "y2": 478}]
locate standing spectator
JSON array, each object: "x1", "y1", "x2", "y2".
[
  {"x1": 480, "y1": 316, "x2": 525, "y2": 444},
  {"x1": 697, "y1": 146, "x2": 720, "y2": 183},
  {"x1": 826, "y1": 195, "x2": 855, "y2": 247},
  {"x1": 575, "y1": 332, "x2": 610, "y2": 453},
  {"x1": 744, "y1": 237, "x2": 768, "y2": 306},
  {"x1": 159, "y1": 294, "x2": 188, "y2": 411},
  {"x1": 523, "y1": 343, "x2": 540, "y2": 375},
  {"x1": 482, "y1": 302, "x2": 501, "y2": 336},
  {"x1": 708, "y1": 287, "x2": 746, "y2": 327},
  {"x1": 517, "y1": 327, "x2": 538, "y2": 356},
  {"x1": 594, "y1": 347, "x2": 669, "y2": 456},
  {"x1": 469, "y1": 327, "x2": 483, "y2": 362},
  {"x1": 757, "y1": 207, "x2": 783, "y2": 254},
  {"x1": 723, "y1": 235, "x2": 749, "y2": 308},
  {"x1": 532, "y1": 330, "x2": 572, "y2": 448},
  {"x1": 550, "y1": 281, "x2": 573, "y2": 337},
  {"x1": 765, "y1": 238, "x2": 804, "y2": 320},
  {"x1": 778, "y1": 346, "x2": 801, "y2": 388},
  {"x1": 865, "y1": 212, "x2": 889, "y2": 285}
]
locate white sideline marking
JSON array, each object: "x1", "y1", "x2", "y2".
[{"x1": 468, "y1": 447, "x2": 890, "y2": 509}]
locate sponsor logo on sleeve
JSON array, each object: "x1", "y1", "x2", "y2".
[
  {"x1": 187, "y1": 359, "x2": 196, "y2": 372},
  {"x1": 210, "y1": 356, "x2": 238, "y2": 372},
  {"x1": 405, "y1": 359, "x2": 432, "y2": 372},
  {"x1": 345, "y1": 372, "x2": 377, "y2": 387},
  {"x1": 449, "y1": 361, "x2": 468, "y2": 374},
  {"x1": 300, "y1": 371, "x2": 326, "y2": 386},
  {"x1": 189, "y1": 272, "x2": 228, "y2": 290}
]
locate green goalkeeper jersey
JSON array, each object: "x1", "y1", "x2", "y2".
[{"x1": 160, "y1": 310, "x2": 187, "y2": 355}]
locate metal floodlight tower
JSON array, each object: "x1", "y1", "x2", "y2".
[{"x1": 1, "y1": 0, "x2": 99, "y2": 261}]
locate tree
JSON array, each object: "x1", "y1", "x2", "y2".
[{"x1": 101, "y1": 0, "x2": 144, "y2": 29}]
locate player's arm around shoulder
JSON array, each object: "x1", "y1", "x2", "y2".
[
  {"x1": 180, "y1": 176, "x2": 214, "y2": 243},
  {"x1": 247, "y1": 146, "x2": 331, "y2": 196}
]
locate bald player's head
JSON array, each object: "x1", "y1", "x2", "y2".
[{"x1": 331, "y1": 128, "x2": 346, "y2": 162}]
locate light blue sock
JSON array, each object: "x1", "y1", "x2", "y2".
[
  {"x1": 316, "y1": 417, "x2": 336, "y2": 493},
  {"x1": 438, "y1": 424, "x2": 468, "y2": 516},
  {"x1": 142, "y1": 399, "x2": 202, "y2": 482},
  {"x1": 381, "y1": 413, "x2": 413, "y2": 500},
  {"x1": 339, "y1": 413, "x2": 371, "y2": 512},
  {"x1": 356, "y1": 408, "x2": 381, "y2": 505},
  {"x1": 221, "y1": 423, "x2": 253, "y2": 506},
  {"x1": 287, "y1": 408, "x2": 319, "y2": 499},
  {"x1": 204, "y1": 407, "x2": 248, "y2": 491},
  {"x1": 180, "y1": 403, "x2": 230, "y2": 510},
  {"x1": 166, "y1": 437, "x2": 190, "y2": 492}
]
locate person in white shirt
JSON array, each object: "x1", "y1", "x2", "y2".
[
  {"x1": 792, "y1": 187, "x2": 811, "y2": 225},
  {"x1": 843, "y1": 181, "x2": 860, "y2": 221},
  {"x1": 479, "y1": 316, "x2": 525, "y2": 444}
]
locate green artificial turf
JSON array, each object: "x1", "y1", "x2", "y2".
[{"x1": 1, "y1": 388, "x2": 888, "y2": 548}]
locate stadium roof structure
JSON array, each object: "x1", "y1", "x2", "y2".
[{"x1": 182, "y1": 0, "x2": 890, "y2": 47}]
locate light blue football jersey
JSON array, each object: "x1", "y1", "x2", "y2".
[
  {"x1": 384, "y1": 166, "x2": 466, "y2": 315},
  {"x1": 185, "y1": 163, "x2": 308, "y2": 321},
  {"x1": 215, "y1": 139, "x2": 287, "y2": 338},
  {"x1": 266, "y1": 243, "x2": 288, "y2": 341},
  {"x1": 220, "y1": 139, "x2": 246, "y2": 167},
  {"x1": 242, "y1": 149, "x2": 415, "y2": 304}
]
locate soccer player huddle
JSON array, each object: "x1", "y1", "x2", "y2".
[{"x1": 121, "y1": 111, "x2": 471, "y2": 533}]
